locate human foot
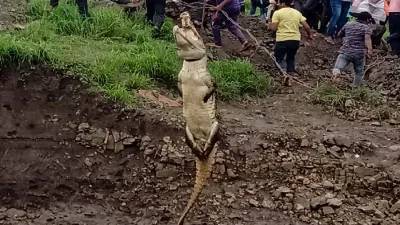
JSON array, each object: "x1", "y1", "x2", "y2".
[{"x1": 324, "y1": 37, "x2": 335, "y2": 45}]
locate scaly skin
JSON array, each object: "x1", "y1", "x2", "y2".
[{"x1": 173, "y1": 12, "x2": 220, "y2": 225}]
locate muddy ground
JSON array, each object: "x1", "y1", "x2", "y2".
[{"x1": 1, "y1": 1, "x2": 400, "y2": 225}]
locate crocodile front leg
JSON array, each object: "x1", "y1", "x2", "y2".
[
  {"x1": 185, "y1": 125, "x2": 206, "y2": 160},
  {"x1": 203, "y1": 77, "x2": 217, "y2": 102},
  {"x1": 202, "y1": 121, "x2": 219, "y2": 158},
  {"x1": 177, "y1": 80, "x2": 183, "y2": 97}
]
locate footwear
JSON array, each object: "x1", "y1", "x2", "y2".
[
  {"x1": 325, "y1": 37, "x2": 335, "y2": 45},
  {"x1": 206, "y1": 43, "x2": 223, "y2": 48}
]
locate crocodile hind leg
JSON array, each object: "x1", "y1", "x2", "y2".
[
  {"x1": 185, "y1": 125, "x2": 205, "y2": 160},
  {"x1": 202, "y1": 121, "x2": 219, "y2": 157}
]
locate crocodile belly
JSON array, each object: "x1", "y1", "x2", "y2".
[{"x1": 183, "y1": 101, "x2": 216, "y2": 141}]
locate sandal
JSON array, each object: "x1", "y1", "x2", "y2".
[{"x1": 324, "y1": 37, "x2": 335, "y2": 45}]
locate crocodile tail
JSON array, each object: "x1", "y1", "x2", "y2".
[{"x1": 177, "y1": 148, "x2": 216, "y2": 225}]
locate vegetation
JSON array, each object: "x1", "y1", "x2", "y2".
[
  {"x1": 310, "y1": 83, "x2": 394, "y2": 120},
  {"x1": 310, "y1": 84, "x2": 383, "y2": 108},
  {"x1": 0, "y1": 0, "x2": 271, "y2": 105}
]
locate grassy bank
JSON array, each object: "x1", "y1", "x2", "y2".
[{"x1": 0, "y1": 0, "x2": 271, "y2": 104}]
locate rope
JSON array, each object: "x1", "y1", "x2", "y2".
[{"x1": 173, "y1": 0, "x2": 312, "y2": 89}]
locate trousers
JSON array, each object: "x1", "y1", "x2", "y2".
[
  {"x1": 326, "y1": 0, "x2": 351, "y2": 37},
  {"x1": 145, "y1": 0, "x2": 166, "y2": 28},
  {"x1": 274, "y1": 40, "x2": 300, "y2": 73},
  {"x1": 50, "y1": 0, "x2": 89, "y2": 17},
  {"x1": 332, "y1": 54, "x2": 365, "y2": 86},
  {"x1": 212, "y1": 7, "x2": 247, "y2": 46}
]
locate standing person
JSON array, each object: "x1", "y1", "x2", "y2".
[
  {"x1": 351, "y1": 0, "x2": 386, "y2": 24},
  {"x1": 331, "y1": 12, "x2": 374, "y2": 86},
  {"x1": 301, "y1": 0, "x2": 323, "y2": 30},
  {"x1": 206, "y1": 0, "x2": 251, "y2": 51},
  {"x1": 146, "y1": 0, "x2": 167, "y2": 37},
  {"x1": 239, "y1": 0, "x2": 246, "y2": 13},
  {"x1": 50, "y1": 0, "x2": 90, "y2": 17},
  {"x1": 386, "y1": 0, "x2": 400, "y2": 55},
  {"x1": 250, "y1": 0, "x2": 268, "y2": 20},
  {"x1": 388, "y1": 0, "x2": 400, "y2": 34},
  {"x1": 268, "y1": 0, "x2": 313, "y2": 77},
  {"x1": 325, "y1": 0, "x2": 351, "y2": 44},
  {"x1": 318, "y1": 0, "x2": 332, "y2": 34}
]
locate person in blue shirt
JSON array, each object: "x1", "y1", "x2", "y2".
[{"x1": 206, "y1": 0, "x2": 251, "y2": 51}]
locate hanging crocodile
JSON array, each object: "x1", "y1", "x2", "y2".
[{"x1": 173, "y1": 12, "x2": 220, "y2": 225}]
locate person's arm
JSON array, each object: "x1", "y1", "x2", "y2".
[
  {"x1": 300, "y1": 20, "x2": 313, "y2": 38},
  {"x1": 268, "y1": 11, "x2": 279, "y2": 31},
  {"x1": 365, "y1": 34, "x2": 373, "y2": 55},
  {"x1": 337, "y1": 27, "x2": 345, "y2": 38}
]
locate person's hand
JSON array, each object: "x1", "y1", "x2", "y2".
[
  {"x1": 366, "y1": 49, "x2": 373, "y2": 58},
  {"x1": 215, "y1": 4, "x2": 223, "y2": 11}
]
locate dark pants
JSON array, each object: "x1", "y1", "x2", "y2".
[
  {"x1": 50, "y1": 0, "x2": 89, "y2": 17},
  {"x1": 274, "y1": 40, "x2": 300, "y2": 73},
  {"x1": 212, "y1": 7, "x2": 247, "y2": 46},
  {"x1": 146, "y1": 0, "x2": 166, "y2": 28},
  {"x1": 318, "y1": 0, "x2": 332, "y2": 34},
  {"x1": 326, "y1": 0, "x2": 350, "y2": 37},
  {"x1": 389, "y1": 12, "x2": 400, "y2": 35},
  {"x1": 240, "y1": 5, "x2": 246, "y2": 13},
  {"x1": 387, "y1": 12, "x2": 400, "y2": 55},
  {"x1": 301, "y1": 0, "x2": 322, "y2": 30},
  {"x1": 293, "y1": 0, "x2": 304, "y2": 12}
]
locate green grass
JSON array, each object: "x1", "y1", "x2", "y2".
[
  {"x1": 310, "y1": 84, "x2": 383, "y2": 108},
  {"x1": 0, "y1": 0, "x2": 271, "y2": 105}
]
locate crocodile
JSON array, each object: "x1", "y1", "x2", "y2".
[{"x1": 173, "y1": 12, "x2": 220, "y2": 225}]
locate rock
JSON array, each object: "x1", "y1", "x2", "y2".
[
  {"x1": 300, "y1": 139, "x2": 310, "y2": 147},
  {"x1": 327, "y1": 198, "x2": 342, "y2": 207},
  {"x1": 84, "y1": 158, "x2": 93, "y2": 167},
  {"x1": 295, "y1": 197, "x2": 310, "y2": 210},
  {"x1": 322, "y1": 206, "x2": 335, "y2": 215},
  {"x1": 78, "y1": 123, "x2": 90, "y2": 130},
  {"x1": 370, "y1": 121, "x2": 382, "y2": 127},
  {"x1": 323, "y1": 135, "x2": 336, "y2": 145},
  {"x1": 390, "y1": 200, "x2": 400, "y2": 213},
  {"x1": 114, "y1": 141, "x2": 124, "y2": 153},
  {"x1": 334, "y1": 136, "x2": 352, "y2": 148},
  {"x1": 281, "y1": 161, "x2": 295, "y2": 171},
  {"x1": 249, "y1": 198, "x2": 259, "y2": 207},
  {"x1": 330, "y1": 146, "x2": 341, "y2": 152},
  {"x1": 261, "y1": 199, "x2": 275, "y2": 209},
  {"x1": 322, "y1": 180, "x2": 334, "y2": 189},
  {"x1": 389, "y1": 145, "x2": 400, "y2": 152},
  {"x1": 67, "y1": 121, "x2": 78, "y2": 129},
  {"x1": 273, "y1": 186, "x2": 292, "y2": 197},
  {"x1": 354, "y1": 166, "x2": 376, "y2": 178},
  {"x1": 106, "y1": 135, "x2": 114, "y2": 150},
  {"x1": 6, "y1": 208, "x2": 26, "y2": 218},
  {"x1": 358, "y1": 204, "x2": 376, "y2": 214},
  {"x1": 311, "y1": 196, "x2": 327, "y2": 208},
  {"x1": 345, "y1": 99, "x2": 354, "y2": 107},
  {"x1": 156, "y1": 168, "x2": 179, "y2": 178},
  {"x1": 226, "y1": 169, "x2": 237, "y2": 178},
  {"x1": 144, "y1": 147, "x2": 156, "y2": 156},
  {"x1": 377, "y1": 200, "x2": 390, "y2": 212},
  {"x1": 388, "y1": 119, "x2": 400, "y2": 125},
  {"x1": 122, "y1": 137, "x2": 137, "y2": 145}
]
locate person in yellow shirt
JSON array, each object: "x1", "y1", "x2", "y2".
[{"x1": 268, "y1": 0, "x2": 313, "y2": 76}]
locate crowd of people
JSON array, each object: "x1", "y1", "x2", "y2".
[
  {"x1": 51, "y1": 0, "x2": 399, "y2": 86},
  {"x1": 205, "y1": 0, "x2": 399, "y2": 86}
]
